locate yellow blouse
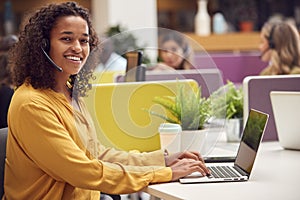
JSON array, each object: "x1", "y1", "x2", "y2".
[{"x1": 3, "y1": 83, "x2": 172, "y2": 200}]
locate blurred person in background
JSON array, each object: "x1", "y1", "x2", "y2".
[
  {"x1": 151, "y1": 30, "x2": 194, "y2": 70},
  {"x1": 94, "y1": 37, "x2": 127, "y2": 72},
  {"x1": 259, "y1": 21, "x2": 300, "y2": 75},
  {"x1": 0, "y1": 34, "x2": 18, "y2": 128}
]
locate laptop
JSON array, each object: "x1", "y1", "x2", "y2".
[
  {"x1": 180, "y1": 109, "x2": 269, "y2": 184},
  {"x1": 270, "y1": 91, "x2": 300, "y2": 150}
]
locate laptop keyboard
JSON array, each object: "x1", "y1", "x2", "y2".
[{"x1": 207, "y1": 166, "x2": 242, "y2": 178}]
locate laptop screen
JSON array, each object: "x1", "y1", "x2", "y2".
[{"x1": 235, "y1": 109, "x2": 269, "y2": 174}]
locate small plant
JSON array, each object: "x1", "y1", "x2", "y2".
[
  {"x1": 208, "y1": 80, "x2": 243, "y2": 119},
  {"x1": 146, "y1": 83, "x2": 211, "y2": 130},
  {"x1": 104, "y1": 24, "x2": 151, "y2": 64}
]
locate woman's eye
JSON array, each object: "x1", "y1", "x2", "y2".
[
  {"x1": 61, "y1": 37, "x2": 71, "y2": 42},
  {"x1": 81, "y1": 39, "x2": 89, "y2": 44}
]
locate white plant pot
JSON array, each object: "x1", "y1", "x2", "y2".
[
  {"x1": 181, "y1": 129, "x2": 207, "y2": 153},
  {"x1": 181, "y1": 128, "x2": 222, "y2": 156},
  {"x1": 225, "y1": 118, "x2": 243, "y2": 142}
]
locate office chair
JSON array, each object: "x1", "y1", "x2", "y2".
[
  {"x1": 100, "y1": 193, "x2": 121, "y2": 200},
  {"x1": 0, "y1": 127, "x2": 8, "y2": 198}
]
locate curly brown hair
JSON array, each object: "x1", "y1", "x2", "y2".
[{"x1": 9, "y1": 1, "x2": 99, "y2": 98}]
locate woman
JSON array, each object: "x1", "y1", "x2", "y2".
[
  {"x1": 152, "y1": 30, "x2": 194, "y2": 70},
  {"x1": 259, "y1": 21, "x2": 300, "y2": 75},
  {"x1": 4, "y1": 2, "x2": 209, "y2": 199}
]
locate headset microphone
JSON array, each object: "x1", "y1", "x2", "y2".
[{"x1": 41, "y1": 39, "x2": 63, "y2": 72}]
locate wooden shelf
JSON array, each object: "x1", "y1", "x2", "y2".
[{"x1": 184, "y1": 32, "x2": 261, "y2": 52}]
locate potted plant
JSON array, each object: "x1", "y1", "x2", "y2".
[
  {"x1": 209, "y1": 81, "x2": 243, "y2": 119},
  {"x1": 148, "y1": 83, "x2": 211, "y2": 130},
  {"x1": 208, "y1": 80, "x2": 243, "y2": 142},
  {"x1": 146, "y1": 82, "x2": 212, "y2": 152},
  {"x1": 233, "y1": 0, "x2": 258, "y2": 32}
]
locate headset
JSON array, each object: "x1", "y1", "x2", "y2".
[
  {"x1": 267, "y1": 24, "x2": 276, "y2": 49},
  {"x1": 260, "y1": 24, "x2": 276, "y2": 59},
  {"x1": 41, "y1": 38, "x2": 63, "y2": 72}
]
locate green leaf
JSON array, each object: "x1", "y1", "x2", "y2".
[{"x1": 145, "y1": 82, "x2": 211, "y2": 130}]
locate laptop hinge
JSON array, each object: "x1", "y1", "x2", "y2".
[{"x1": 233, "y1": 165, "x2": 249, "y2": 177}]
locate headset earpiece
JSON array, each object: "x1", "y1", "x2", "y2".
[
  {"x1": 40, "y1": 38, "x2": 63, "y2": 72},
  {"x1": 267, "y1": 25, "x2": 276, "y2": 49},
  {"x1": 183, "y1": 44, "x2": 191, "y2": 58},
  {"x1": 41, "y1": 38, "x2": 50, "y2": 52}
]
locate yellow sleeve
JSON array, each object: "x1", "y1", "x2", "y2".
[
  {"x1": 99, "y1": 161, "x2": 172, "y2": 194},
  {"x1": 99, "y1": 145, "x2": 167, "y2": 166},
  {"x1": 12, "y1": 96, "x2": 172, "y2": 194}
]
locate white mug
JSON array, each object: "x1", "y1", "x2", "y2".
[{"x1": 158, "y1": 123, "x2": 182, "y2": 153}]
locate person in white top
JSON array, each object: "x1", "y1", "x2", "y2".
[{"x1": 94, "y1": 38, "x2": 127, "y2": 72}]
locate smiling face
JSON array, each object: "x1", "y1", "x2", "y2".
[{"x1": 49, "y1": 15, "x2": 90, "y2": 75}]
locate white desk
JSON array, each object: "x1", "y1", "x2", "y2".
[{"x1": 144, "y1": 142, "x2": 300, "y2": 200}]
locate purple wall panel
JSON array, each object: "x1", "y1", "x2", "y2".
[{"x1": 194, "y1": 52, "x2": 267, "y2": 83}]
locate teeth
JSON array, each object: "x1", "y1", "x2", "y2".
[{"x1": 66, "y1": 56, "x2": 81, "y2": 61}]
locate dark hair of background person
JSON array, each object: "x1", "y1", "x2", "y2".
[
  {"x1": 8, "y1": 1, "x2": 99, "y2": 99},
  {"x1": 0, "y1": 34, "x2": 18, "y2": 128}
]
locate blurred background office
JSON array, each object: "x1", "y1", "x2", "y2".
[
  {"x1": 1, "y1": 0, "x2": 300, "y2": 48},
  {"x1": 1, "y1": 1, "x2": 300, "y2": 200},
  {"x1": 1, "y1": 0, "x2": 299, "y2": 83}
]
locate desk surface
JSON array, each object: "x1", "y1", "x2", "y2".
[{"x1": 144, "y1": 142, "x2": 300, "y2": 200}]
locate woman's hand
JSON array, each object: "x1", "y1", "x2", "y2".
[
  {"x1": 165, "y1": 151, "x2": 204, "y2": 166},
  {"x1": 169, "y1": 158, "x2": 209, "y2": 181},
  {"x1": 165, "y1": 151, "x2": 210, "y2": 181}
]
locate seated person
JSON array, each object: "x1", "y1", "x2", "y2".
[
  {"x1": 4, "y1": 2, "x2": 210, "y2": 199},
  {"x1": 150, "y1": 30, "x2": 194, "y2": 70},
  {"x1": 259, "y1": 21, "x2": 300, "y2": 75},
  {"x1": 94, "y1": 37, "x2": 127, "y2": 72}
]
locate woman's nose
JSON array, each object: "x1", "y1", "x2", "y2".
[
  {"x1": 165, "y1": 51, "x2": 175, "y2": 58},
  {"x1": 71, "y1": 41, "x2": 82, "y2": 52}
]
